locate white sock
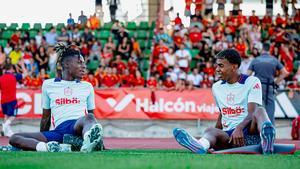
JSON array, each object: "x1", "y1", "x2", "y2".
[
  {"x1": 36, "y1": 142, "x2": 48, "y2": 152},
  {"x1": 5, "y1": 119, "x2": 12, "y2": 125},
  {"x1": 198, "y1": 137, "x2": 210, "y2": 150}
]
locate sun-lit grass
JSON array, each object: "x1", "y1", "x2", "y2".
[{"x1": 0, "y1": 150, "x2": 299, "y2": 169}]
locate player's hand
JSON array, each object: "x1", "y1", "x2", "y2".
[{"x1": 229, "y1": 127, "x2": 245, "y2": 147}]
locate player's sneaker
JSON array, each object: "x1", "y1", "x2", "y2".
[
  {"x1": 0, "y1": 145, "x2": 21, "y2": 151},
  {"x1": 80, "y1": 123, "x2": 103, "y2": 153},
  {"x1": 260, "y1": 121, "x2": 275, "y2": 155},
  {"x1": 173, "y1": 128, "x2": 207, "y2": 154},
  {"x1": 46, "y1": 141, "x2": 72, "y2": 152},
  {"x1": 2, "y1": 124, "x2": 14, "y2": 137}
]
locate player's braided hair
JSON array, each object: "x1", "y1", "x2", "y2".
[{"x1": 54, "y1": 42, "x2": 81, "y2": 71}]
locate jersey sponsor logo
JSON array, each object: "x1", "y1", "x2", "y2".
[
  {"x1": 106, "y1": 94, "x2": 135, "y2": 112},
  {"x1": 221, "y1": 106, "x2": 244, "y2": 116},
  {"x1": 253, "y1": 83, "x2": 260, "y2": 89},
  {"x1": 64, "y1": 87, "x2": 73, "y2": 96},
  {"x1": 226, "y1": 93, "x2": 235, "y2": 105},
  {"x1": 55, "y1": 98, "x2": 80, "y2": 105}
]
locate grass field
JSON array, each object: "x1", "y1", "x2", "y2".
[{"x1": 1, "y1": 150, "x2": 300, "y2": 169}]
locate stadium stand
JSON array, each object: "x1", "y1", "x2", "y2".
[{"x1": 0, "y1": 9, "x2": 299, "y2": 92}]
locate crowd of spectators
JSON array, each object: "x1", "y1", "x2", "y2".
[{"x1": 0, "y1": 6, "x2": 299, "y2": 92}]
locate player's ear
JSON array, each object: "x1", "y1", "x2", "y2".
[{"x1": 232, "y1": 64, "x2": 239, "y2": 71}]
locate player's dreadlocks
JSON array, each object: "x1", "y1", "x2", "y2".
[{"x1": 54, "y1": 42, "x2": 81, "y2": 77}]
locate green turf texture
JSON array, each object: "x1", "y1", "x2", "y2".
[{"x1": 1, "y1": 150, "x2": 299, "y2": 169}]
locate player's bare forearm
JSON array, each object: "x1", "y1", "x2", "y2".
[
  {"x1": 236, "y1": 102, "x2": 257, "y2": 130},
  {"x1": 40, "y1": 109, "x2": 51, "y2": 132},
  {"x1": 215, "y1": 113, "x2": 223, "y2": 129}
]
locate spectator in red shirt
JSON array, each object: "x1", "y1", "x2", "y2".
[
  {"x1": 121, "y1": 69, "x2": 135, "y2": 87},
  {"x1": 249, "y1": 10, "x2": 260, "y2": 25},
  {"x1": 127, "y1": 57, "x2": 138, "y2": 75},
  {"x1": 174, "y1": 13, "x2": 182, "y2": 26},
  {"x1": 10, "y1": 31, "x2": 21, "y2": 48},
  {"x1": 185, "y1": 0, "x2": 192, "y2": 16},
  {"x1": 226, "y1": 11, "x2": 235, "y2": 25},
  {"x1": 200, "y1": 74, "x2": 213, "y2": 88},
  {"x1": 189, "y1": 25, "x2": 202, "y2": 46},
  {"x1": 203, "y1": 61, "x2": 215, "y2": 77},
  {"x1": 0, "y1": 65, "x2": 17, "y2": 137},
  {"x1": 274, "y1": 27, "x2": 288, "y2": 44},
  {"x1": 262, "y1": 14, "x2": 272, "y2": 26},
  {"x1": 147, "y1": 75, "x2": 157, "y2": 89},
  {"x1": 173, "y1": 30, "x2": 184, "y2": 49},
  {"x1": 235, "y1": 37, "x2": 248, "y2": 58},
  {"x1": 194, "y1": 0, "x2": 204, "y2": 13},
  {"x1": 163, "y1": 75, "x2": 175, "y2": 91},
  {"x1": 102, "y1": 67, "x2": 119, "y2": 88},
  {"x1": 155, "y1": 54, "x2": 168, "y2": 76},
  {"x1": 30, "y1": 73, "x2": 43, "y2": 89},
  {"x1": 22, "y1": 75, "x2": 32, "y2": 88},
  {"x1": 94, "y1": 66, "x2": 104, "y2": 87},
  {"x1": 275, "y1": 13, "x2": 286, "y2": 26},
  {"x1": 112, "y1": 55, "x2": 127, "y2": 74},
  {"x1": 153, "y1": 40, "x2": 169, "y2": 61},
  {"x1": 84, "y1": 71, "x2": 99, "y2": 87},
  {"x1": 236, "y1": 10, "x2": 247, "y2": 27},
  {"x1": 134, "y1": 70, "x2": 145, "y2": 88}
]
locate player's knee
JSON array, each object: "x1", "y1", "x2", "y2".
[
  {"x1": 254, "y1": 106, "x2": 266, "y2": 117},
  {"x1": 204, "y1": 127, "x2": 216, "y2": 134},
  {"x1": 85, "y1": 113, "x2": 95, "y2": 119},
  {"x1": 9, "y1": 134, "x2": 21, "y2": 146}
]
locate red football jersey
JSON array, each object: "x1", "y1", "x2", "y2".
[{"x1": 0, "y1": 73, "x2": 17, "y2": 103}]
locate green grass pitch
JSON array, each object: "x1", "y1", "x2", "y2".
[{"x1": 1, "y1": 150, "x2": 299, "y2": 169}]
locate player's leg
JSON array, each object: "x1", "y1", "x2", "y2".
[
  {"x1": 9, "y1": 132, "x2": 48, "y2": 151},
  {"x1": 251, "y1": 106, "x2": 275, "y2": 154},
  {"x1": 74, "y1": 113, "x2": 103, "y2": 152},
  {"x1": 2, "y1": 100, "x2": 17, "y2": 137},
  {"x1": 173, "y1": 127, "x2": 231, "y2": 154}
]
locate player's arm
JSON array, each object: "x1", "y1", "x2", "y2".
[
  {"x1": 236, "y1": 102, "x2": 257, "y2": 130},
  {"x1": 230, "y1": 104, "x2": 253, "y2": 147},
  {"x1": 41, "y1": 81, "x2": 51, "y2": 132},
  {"x1": 87, "y1": 84, "x2": 96, "y2": 114},
  {"x1": 231, "y1": 78, "x2": 262, "y2": 147},
  {"x1": 215, "y1": 112, "x2": 222, "y2": 129},
  {"x1": 212, "y1": 86, "x2": 222, "y2": 129},
  {"x1": 40, "y1": 109, "x2": 51, "y2": 132}
]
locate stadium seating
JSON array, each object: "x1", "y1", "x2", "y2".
[
  {"x1": 99, "y1": 30, "x2": 111, "y2": 40},
  {"x1": 0, "y1": 39, "x2": 7, "y2": 47},
  {"x1": 126, "y1": 22, "x2": 137, "y2": 30},
  {"x1": 56, "y1": 23, "x2": 65, "y2": 30},
  {"x1": 138, "y1": 21, "x2": 149, "y2": 30},
  {"x1": 44, "y1": 23, "x2": 53, "y2": 31},
  {"x1": 33, "y1": 23, "x2": 42, "y2": 31},
  {"x1": 137, "y1": 30, "x2": 148, "y2": 39},
  {"x1": 102, "y1": 22, "x2": 113, "y2": 30},
  {"x1": 20, "y1": 23, "x2": 30, "y2": 31},
  {"x1": 0, "y1": 23, "x2": 7, "y2": 30},
  {"x1": 29, "y1": 30, "x2": 38, "y2": 39},
  {"x1": 1, "y1": 30, "x2": 14, "y2": 40},
  {"x1": 7, "y1": 23, "x2": 18, "y2": 31}
]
